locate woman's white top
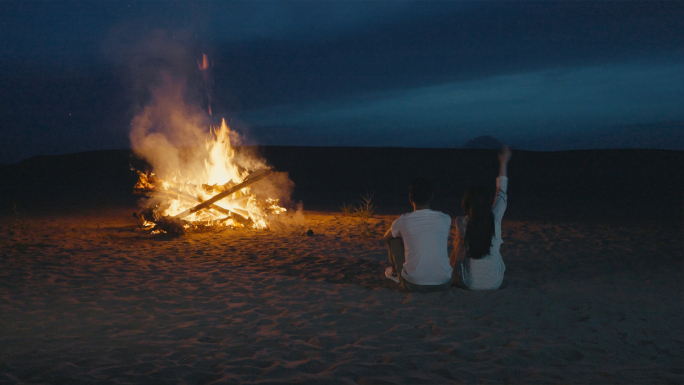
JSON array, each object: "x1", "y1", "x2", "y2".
[{"x1": 451, "y1": 176, "x2": 507, "y2": 290}]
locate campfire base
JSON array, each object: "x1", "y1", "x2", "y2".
[{"x1": 153, "y1": 216, "x2": 187, "y2": 236}]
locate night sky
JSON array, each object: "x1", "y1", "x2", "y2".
[{"x1": 1, "y1": 1, "x2": 683, "y2": 163}]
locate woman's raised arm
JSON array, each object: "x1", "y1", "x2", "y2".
[
  {"x1": 493, "y1": 147, "x2": 511, "y2": 218},
  {"x1": 498, "y1": 146, "x2": 512, "y2": 177}
]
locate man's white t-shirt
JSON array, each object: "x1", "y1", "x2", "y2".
[{"x1": 391, "y1": 209, "x2": 452, "y2": 285}]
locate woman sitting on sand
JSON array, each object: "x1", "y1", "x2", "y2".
[{"x1": 451, "y1": 147, "x2": 511, "y2": 290}]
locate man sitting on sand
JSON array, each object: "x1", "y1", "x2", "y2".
[{"x1": 383, "y1": 178, "x2": 452, "y2": 293}]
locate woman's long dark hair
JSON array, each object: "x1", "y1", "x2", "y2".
[{"x1": 462, "y1": 184, "x2": 495, "y2": 259}]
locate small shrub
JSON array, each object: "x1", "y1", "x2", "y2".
[
  {"x1": 340, "y1": 202, "x2": 354, "y2": 216},
  {"x1": 353, "y1": 194, "x2": 377, "y2": 238}
]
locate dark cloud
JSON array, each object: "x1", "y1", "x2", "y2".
[
  {"x1": 241, "y1": 55, "x2": 684, "y2": 149},
  {"x1": 211, "y1": 1, "x2": 684, "y2": 111},
  {"x1": 0, "y1": 1, "x2": 682, "y2": 163}
]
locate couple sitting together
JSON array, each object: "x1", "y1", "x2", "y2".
[{"x1": 383, "y1": 147, "x2": 512, "y2": 292}]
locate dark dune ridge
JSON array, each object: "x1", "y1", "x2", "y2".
[
  {"x1": 1, "y1": 147, "x2": 682, "y2": 226},
  {"x1": 462, "y1": 135, "x2": 503, "y2": 149}
]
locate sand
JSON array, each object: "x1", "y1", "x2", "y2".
[
  {"x1": 1, "y1": 148, "x2": 683, "y2": 384},
  {"x1": 1, "y1": 208, "x2": 682, "y2": 384}
]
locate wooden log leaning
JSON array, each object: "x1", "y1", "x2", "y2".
[
  {"x1": 166, "y1": 187, "x2": 247, "y2": 219},
  {"x1": 174, "y1": 169, "x2": 274, "y2": 219}
]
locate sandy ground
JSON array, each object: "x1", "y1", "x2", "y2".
[{"x1": 1, "y1": 208, "x2": 682, "y2": 384}]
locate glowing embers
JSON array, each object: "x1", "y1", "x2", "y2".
[{"x1": 133, "y1": 119, "x2": 285, "y2": 235}]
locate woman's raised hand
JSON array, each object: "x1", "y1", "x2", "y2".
[{"x1": 499, "y1": 146, "x2": 512, "y2": 164}]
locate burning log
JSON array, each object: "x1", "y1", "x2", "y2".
[
  {"x1": 218, "y1": 211, "x2": 253, "y2": 227},
  {"x1": 174, "y1": 169, "x2": 274, "y2": 219},
  {"x1": 165, "y1": 187, "x2": 245, "y2": 218},
  {"x1": 134, "y1": 209, "x2": 187, "y2": 236},
  {"x1": 153, "y1": 216, "x2": 187, "y2": 236}
]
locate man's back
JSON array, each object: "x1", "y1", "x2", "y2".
[{"x1": 391, "y1": 209, "x2": 452, "y2": 285}]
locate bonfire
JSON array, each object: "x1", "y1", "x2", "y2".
[{"x1": 133, "y1": 119, "x2": 286, "y2": 235}]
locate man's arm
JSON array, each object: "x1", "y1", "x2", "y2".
[{"x1": 383, "y1": 228, "x2": 394, "y2": 244}]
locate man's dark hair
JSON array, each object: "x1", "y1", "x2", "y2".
[{"x1": 409, "y1": 177, "x2": 433, "y2": 205}]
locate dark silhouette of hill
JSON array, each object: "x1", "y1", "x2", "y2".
[
  {"x1": 463, "y1": 135, "x2": 503, "y2": 149},
  {"x1": 1, "y1": 147, "x2": 682, "y2": 227}
]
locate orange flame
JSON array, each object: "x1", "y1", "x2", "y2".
[{"x1": 135, "y1": 119, "x2": 285, "y2": 231}]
